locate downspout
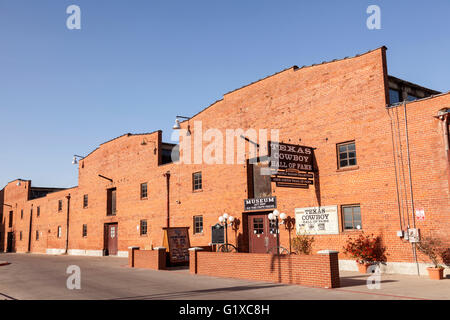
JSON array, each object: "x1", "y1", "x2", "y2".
[
  {"x1": 387, "y1": 107, "x2": 404, "y2": 230},
  {"x1": 403, "y1": 102, "x2": 420, "y2": 276},
  {"x1": 163, "y1": 172, "x2": 170, "y2": 228},
  {"x1": 65, "y1": 194, "x2": 71, "y2": 254},
  {"x1": 27, "y1": 204, "x2": 33, "y2": 253}
]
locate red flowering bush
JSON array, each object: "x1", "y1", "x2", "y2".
[{"x1": 343, "y1": 233, "x2": 387, "y2": 265}]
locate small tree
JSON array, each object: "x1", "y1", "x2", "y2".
[
  {"x1": 291, "y1": 234, "x2": 315, "y2": 255},
  {"x1": 417, "y1": 236, "x2": 444, "y2": 269},
  {"x1": 343, "y1": 233, "x2": 387, "y2": 265}
]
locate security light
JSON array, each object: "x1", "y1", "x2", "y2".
[{"x1": 173, "y1": 119, "x2": 181, "y2": 130}]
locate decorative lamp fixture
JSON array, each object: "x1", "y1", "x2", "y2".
[
  {"x1": 218, "y1": 216, "x2": 224, "y2": 223},
  {"x1": 223, "y1": 213, "x2": 229, "y2": 219}
]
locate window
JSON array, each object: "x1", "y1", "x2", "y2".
[
  {"x1": 37, "y1": 206, "x2": 40, "y2": 217},
  {"x1": 57, "y1": 226, "x2": 62, "y2": 238},
  {"x1": 9, "y1": 211, "x2": 13, "y2": 227},
  {"x1": 389, "y1": 89, "x2": 401, "y2": 104},
  {"x1": 140, "y1": 183, "x2": 148, "y2": 199},
  {"x1": 253, "y1": 218, "x2": 264, "y2": 234},
  {"x1": 20, "y1": 231, "x2": 23, "y2": 241},
  {"x1": 342, "y1": 205, "x2": 362, "y2": 230},
  {"x1": 407, "y1": 94, "x2": 418, "y2": 101},
  {"x1": 36, "y1": 230, "x2": 39, "y2": 241},
  {"x1": 82, "y1": 224, "x2": 87, "y2": 237},
  {"x1": 140, "y1": 220, "x2": 147, "y2": 236},
  {"x1": 83, "y1": 195, "x2": 88, "y2": 208},
  {"x1": 193, "y1": 216, "x2": 203, "y2": 234},
  {"x1": 193, "y1": 172, "x2": 202, "y2": 191},
  {"x1": 107, "y1": 188, "x2": 117, "y2": 216},
  {"x1": 58, "y1": 200, "x2": 63, "y2": 212},
  {"x1": 337, "y1": 141, "x2": 357, "y2": 168},
  {"x1": 21, "y1": 209, "x2": 23, "y2": 219}
]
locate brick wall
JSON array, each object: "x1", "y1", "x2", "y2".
[
  {"x1": 131, "y1": 248, "x2": 166, "y2": 270},
  {"x1": 190, "y1": 250, "x2": 340, "y2": 288}
]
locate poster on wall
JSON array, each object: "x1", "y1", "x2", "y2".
[{"x1": 295, "y1": 205, "x2": 339, "y2": 235}]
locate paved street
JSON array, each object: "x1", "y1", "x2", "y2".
[{"x1": 0, "y1": 253, "x2": 448, "y2": 300}]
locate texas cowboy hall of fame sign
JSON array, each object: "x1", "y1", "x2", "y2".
[
  {"x1": 295, "y1": 206, "x2": 339, "y2": 235},
  {"x1": 268, "y1": 141, "x2": 315, "y2": 188}
]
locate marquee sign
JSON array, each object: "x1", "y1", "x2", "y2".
[
  {"x1": 268, "y1": 141, "x2": 314, "y2": 172},
  {"x1": 295, "y1": 206, "x2": 339, "y2": 235}
]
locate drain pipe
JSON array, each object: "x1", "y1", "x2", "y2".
[
  {"x1": 402, "y1": 102, "x2": 420, "y2": 276},
  {"x1": 163, "y1": 172, "x2": 170, "y2": 228},
  {"x1": 65, "y1": 194, "x2": 71, "y2": 254}
]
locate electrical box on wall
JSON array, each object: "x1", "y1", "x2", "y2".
[
  {"x1": 408, "y1": 228, "x2": 420, "y2": 243},
  {"x1": 396, "y1": 230, "x2": 404, "y2": 238}
]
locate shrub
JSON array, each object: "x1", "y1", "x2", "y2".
[
  {"x1": 291, "y1": 234, "x2": 315, "y2": 255},
  {"x1": 417, "y1": 236, "x2": 445, "y2": 268},
  {"x1": 343, "y1": 233, "x2": 387, "y2": 265}
]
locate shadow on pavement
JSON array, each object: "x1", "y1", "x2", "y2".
[{"x1": 111, "y1": 283, "x2": 286, "y2": 300}]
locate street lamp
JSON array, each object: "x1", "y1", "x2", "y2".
[
  {"x1": 268, "y1": 210, "x2": 287, "y2": 255},
  {"x1": 218, "y1": 213, "x2": 234, "y2": 251}
]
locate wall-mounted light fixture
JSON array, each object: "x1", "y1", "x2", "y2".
[
  {"x1": 173, "y1": 115, "x2": 191, "y2": 136},
  {"x1": 72, "y1": 154, "x2": 85, "y2": 165}
]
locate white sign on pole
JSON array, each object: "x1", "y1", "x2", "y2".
[{"x1": 295, "y1": 205, "x2": 339, "y2": 235}]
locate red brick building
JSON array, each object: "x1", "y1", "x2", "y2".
[{"x1": 1, "y1": 47, "x2": 449, "y2": 275}]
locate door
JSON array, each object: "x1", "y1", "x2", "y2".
[
  {"x1": 105, "y1": 223, "x2": 118, "y2": 256},
  {"x1": 248, "y1": 214, "x2": 277, "y2": 253},
  {"x1": 6, "y1": 232, "x2": 14, "y2": 253}
]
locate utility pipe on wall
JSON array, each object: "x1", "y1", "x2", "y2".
[{"x1": 65, "y1": 194, "x2": 71, "y2": 254}]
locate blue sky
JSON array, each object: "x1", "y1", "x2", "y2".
[{"x1": 1, "y1": 0, "x2": 449, "y2": 188}]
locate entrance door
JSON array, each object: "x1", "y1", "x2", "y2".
[
  {"x1": 6, "y1": 232, "x2": 14, "y2": 253},
  {"x1": 105, "y1": 223, "x2": 118, "y2": 256},
  {"x1": 248, "y1": 214, "x2": 277, "y2": 253}
]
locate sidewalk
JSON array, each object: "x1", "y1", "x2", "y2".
[{"x1": 338, "y1": 271, "x2": 450, "y2": 300}]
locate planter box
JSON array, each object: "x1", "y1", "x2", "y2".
[{"x1": 427, "y1": 267, "x2": 444, "y2": 280}]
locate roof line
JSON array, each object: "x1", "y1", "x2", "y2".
[{"x1": 180, "y1": 46, "x2": 388, "y2": 124}]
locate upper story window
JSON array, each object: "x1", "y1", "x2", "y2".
[
  {"x1": 140, "y1": 183, "x2": 148, "y2": 199},
  {"x1": 140, "y1": 220, "x2": 147, "y2": 236},
  {"x1": 193, "y1": 215, "x2": 203, "y2": 234},
  {"x1": 407, "y1": 94, "x2": 418, "y2": 101},
  {"x1": 107, "y1": 188, "x2": 117, "y2": 216},
  {"x1": 337, "y1": 141, "x2": 357, "y2": 169},
  {"x1": 389, "y1": 89, "x2": 402, "y2": 104},
  {"x1": 37, "y1": 206, "x2": 40, "y2": 217},
  {"x1": 83, "y1": 195, "x2": 88, "y2": 209},
  {"x1": 342, "y1": 205, "x2": 362, "y2": 231},
  {"x1": 193, "y1": 172, "x2": 202, "y2": 191},
  {"x1": 58, "y1": 200, "x2": 63, "y2": 212}
]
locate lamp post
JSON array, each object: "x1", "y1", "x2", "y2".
[
  {"x1": 268, "y1": 210, "x2": 287, "y2": 255},
  {"x1": 218, "y1": 213, "x2": 234, "y2": 251},
  {"x1": 72, "y1": 155, "x2": 85, "y2": 165}
]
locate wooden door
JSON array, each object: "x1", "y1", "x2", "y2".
[
  {"x1": 105, "y1": 223, "x2": 118, "y2": 255},
  {"x1": 248, "y1": 214, "x2": 276, "y2": 253}
]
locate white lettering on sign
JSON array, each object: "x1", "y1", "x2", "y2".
[{"x1": 295, "y1": 205, "x2": 339, "y2": 235}]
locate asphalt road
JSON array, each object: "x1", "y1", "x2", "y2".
[{"x1": 0, "y1": 253, "x2": 448, "y2": 300}]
